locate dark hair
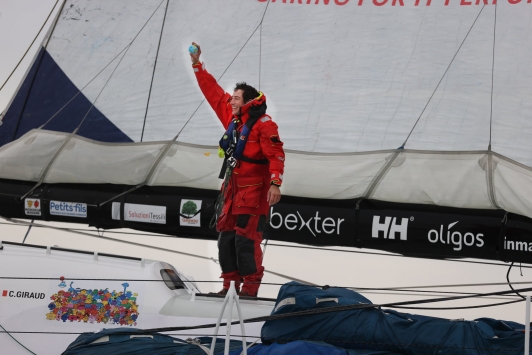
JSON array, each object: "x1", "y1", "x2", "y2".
[{"x1": 234, "y1": 82, "x2": 259, "y2": 103}]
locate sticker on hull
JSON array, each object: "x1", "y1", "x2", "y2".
[{"x1": 46, "y1": 281, "x2": 139, "y2": 326}]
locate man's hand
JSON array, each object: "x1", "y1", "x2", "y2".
[
  {"x1": 267, "y1": 185, "x2": 281, "y2": 206},
  {"x1": 190, "y1": 42, "x2": 201, "y2": 64}
]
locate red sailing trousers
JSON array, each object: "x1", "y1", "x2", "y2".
[{"x1": 216, "y1": 200, "x2": 266, "y2": 296}]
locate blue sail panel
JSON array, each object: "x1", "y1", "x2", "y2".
[{"x1": 0, "y1": 48, "x2": 132, "y2": 147}]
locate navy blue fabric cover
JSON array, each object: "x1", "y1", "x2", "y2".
[
  {"x1": 0, "y1": 48, "x2": 132, "y2": 147},
  {"x1": 62, "y1": 328, "x2": 243, "y2": 355},
  {"x1": 229, "y1": 341, "x2": 400, "y2": 355},
  {"x1": 261, "y1": 282, "x2": 528, "y2": 355}
]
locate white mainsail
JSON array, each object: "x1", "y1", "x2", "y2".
[{"x1": 2, "y1": 0, "x2": 532, "y2": 218}]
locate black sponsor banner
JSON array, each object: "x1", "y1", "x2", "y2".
[
  {"x1": 0, "y1": 179, "x2": 219, "y2": 240},
  {"x1": 2, "y1": 178, "x2": 532, "y2": 264},
  {"x1": 263, "y1": 195, "x2": 357, "y2": 247},
  {"x1": 357, "y1": 200, "x2": 506, "y2": 261},
  {"x1": 121, "y1": 186, "x2": 218, "y2": 239},
  {"x1": 502, "y1": 214, "x2": 532, "y2": 264}
]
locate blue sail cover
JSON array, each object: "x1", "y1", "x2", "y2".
[
  {"x1": 261, "y1": 282, "x2": 529, "y2": 355},
  {"x1": 62, "y1": 328, "x2": 243, "y2": 355},
  {"x1": 229, "y1": 341, "x2": 400, "y2": 355}
]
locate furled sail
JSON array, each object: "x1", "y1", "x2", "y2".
[{"x1": 1, "y1": 0, "x2": 532, "y2": 263}]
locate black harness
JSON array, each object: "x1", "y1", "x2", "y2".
[
  {"x1": 217, "y1": 102, "x2": 269, "y2": 179},
  {"x1": 210, "y1": 101, "x2": 270, "y2": 229}
]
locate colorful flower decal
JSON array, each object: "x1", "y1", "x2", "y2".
[{"x1": 46, "y1": 281, "x2": 139, "y2": 326}]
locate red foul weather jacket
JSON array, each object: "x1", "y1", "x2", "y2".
[{"x1": 193, "y1": 62, "x2": 285, "y2": 216}]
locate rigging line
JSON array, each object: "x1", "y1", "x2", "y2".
[
  {"x1": 262, "y1": 239, "x2": 269, "y2": 262},
  {"x1": 485, "y1": 3, "x2": 499, "y2": 209},
  {"x1": 2, "y1": 216, "x2": 210, "y2": 260},
  {"x1": 354, "y1": 280, "x2": 532, "y2": 291},
  {"x1": 0, "y1": 273, "x2": 520, "y2": 298},
  {"x1": 349, "y1": 290, "x2": 519, "y2": 301},
  {"x1": 38, "y1": 0, "x2": 166, "y2": 130},
  {"x1": 110, "y1": 285, "x2": 532, "y2": 335},
  {"x1": 401, "y1": 5, "x2": 486, "y2": 147},
  {"x1": 0, "y1": 276, "x2": 519, "y2": 301},
  {"x1": 42, "y1": 0, "x2": 68, "y2": 49},
  {"x1": 0, "y1": 331, "x2": 261, "y2": 338},
  {"x1": 507, "y1": 262, "x2": 526, "y2": 300},
  {"x1": 37, "y1": 46, "x2": 129, "y2": 129},
  {"x1": 21, "y1": 220, "x2": 33, "y2": 244},
  {"x1": 1, "y1": 218, "x2": 529, "y2": 271},
  {"x1": 0, "y1": 323, "x2": 36, "y2": 355},
  {"x1": 263, "y1": 269, "x2": 316, "y2": 286},
  {"x1": 348, "y1": 284, "x2": 528, "y2": 294},
  {"x1": 0, "y1": 216, "x2": 312, "y2": 284},
  {"x1": 98, "y1": 3, "x2": 273, "y2": 208},
  {"x1": 358, "y1": 150, "x2": 402, "y2": 202},
  {"x1": 0, "y1": 0, "x2": 61, "y2": 93},
  {"x1": 259, "y1": 20, "x2": 262, "y2": 91},
  {"x1": 98, "y1": 2, "x2": 269, "y2": 207},
  {"x1": 18, "y1": 0, "x2": 167, "y2": 201},
  {"x1": 8, "y1": 1, "x2": 67, "y2": 142},
  {"x1": 31, "y1": 333, "x2": 259, "y2": 340},
  {"x1": 69, "y1": 49, "x2": 128, "y2": 132},
  {"x1": 18, "y1": 46, "x2": 131, "y2": 200},
  {"x1": 258, "y1": 0, "x2": 271, "y2": 91},
  {"x1": 393, "y1": 298, "x2": 523, "y2": 311},
  {"x1": 265, "y1": 242, "x2": 532, "y2": 269},
  {"x1": 46, "y1": 43, "x2": 133, "y2": 132},
  {"x1": 140, "y1": 0, "x2": 170, "y2": 143},
  {"x1": 0, "y1": 221, "x2": 178, "y2": 238},
  {"x1": 216, "y1": 1, "x2": 272, "y2": 84},
  {"x1": 2, "y1": 218, "x2": 530, "y2": 270},
  {"x1": 0, "y1": 275, "x2": 522, "y2": 300},
  {"x1": 489, "y1": 4, "x2": 497, "y2": 146},
  {"x1": 170, "y1": 0, "x2": 272, "y2": 142}
]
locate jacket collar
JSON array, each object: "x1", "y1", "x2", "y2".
[{"x1": 235, "y1": 92, "x2": 267, "y2": 122}]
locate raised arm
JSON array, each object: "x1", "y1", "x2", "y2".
[{"x1": 190, "y1": 42, "x2": 233, "y2": 129}]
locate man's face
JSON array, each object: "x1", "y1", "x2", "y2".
[{"x1": 230, "y1": 89, "x2": 245, "y2": 115}]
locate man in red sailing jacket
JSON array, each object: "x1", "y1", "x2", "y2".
[{"x1": 190, "y1": 43, "x2": 285, "y2": 297}]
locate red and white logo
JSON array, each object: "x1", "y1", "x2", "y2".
[{"x1": 25, "y1": 198, "x2": 41, "y2": 216}]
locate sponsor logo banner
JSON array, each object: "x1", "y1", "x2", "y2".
[
  {"x1": 25, "y1": 198, "x2": 41, "y2": 216},
  {"x1": 123, "y1": 203, "x2": 166, "y2": 224},
  {"x1": 265, "y1": 204, "x2": 354, "y2": 246},
  {"x1": 358, "y1": 200, "x2": 503, "y2": 260},
  {"x1": 372, "y1": 215, "x2": 409, "y2": 240},
  {"x1": 368, "y1": 214, "x2": 489, "y2": 254},
  {"x1": 180, "y1": 199, "x2": 202, "y2": 227},
  {"x1": 501, "y1": 216, "x2": 532, "y2": 264},
  {"x1": 50, "y1": 201, "x2": 87, "y2": 218}
]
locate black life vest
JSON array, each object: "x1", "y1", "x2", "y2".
[{"x1": 218, "y1": 101, "x2": 269, "y2": 179}]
